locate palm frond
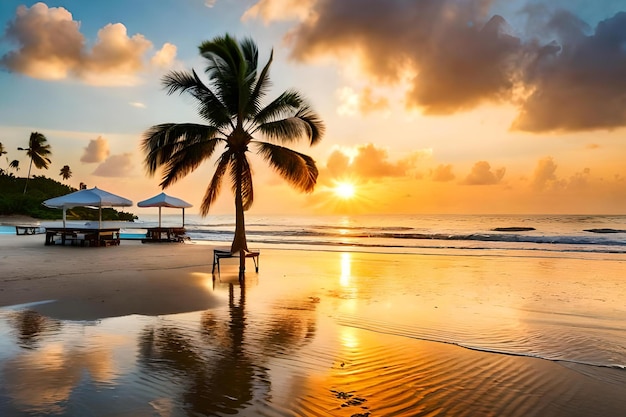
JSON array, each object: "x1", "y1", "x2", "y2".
[
  {"x1": 200, "y1": 34, "x2": 258, "y2": 122},
  {"x1": 28, "y1": 132, "x2": 52, "y2": 169},
  {"x1": 248, "y1": 49, "x2": 274, "y2": 117},
  {"x1": 163, "y1": 70, "x2": 232, "y2": 128},
  {"x1": 239, "y1": 37, "x2": 258, "y2": 73},
  {"x1": 255, "y1": 108, "x2": 325, "y2": 145},
  {"x1": 254, "y1": 89, "x2": 302, "y2": 124},
  {"x1": 293, "y1": 105, "x2": 325, "y2": 145},
  {"x1": 200, "y1": 35, "x2": 247, "y2": 115},
  {"x1": 142, "y1": 123, "x2": 221, "y2": 177},
  {"x1": 254, "y1": 142, "x2": 318, "y2": 192},
  {"x1": 200, "y1": 151, "x2": 231, "y2": 216}
]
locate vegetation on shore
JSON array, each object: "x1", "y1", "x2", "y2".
[{"x1": 0, "y1": 174, "x2": 136, "y2": 221}]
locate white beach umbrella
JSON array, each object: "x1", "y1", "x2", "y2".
[
  {"x1": 43, "y1": 187, "x2": 133, "y2": 228},
  {"x1": 137, "y1": 192, "x2": 193, "y2": 227}
]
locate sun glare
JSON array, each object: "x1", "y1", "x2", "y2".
[{"x1": 334, "y1": 182, "x2": 356, "y2": 199}]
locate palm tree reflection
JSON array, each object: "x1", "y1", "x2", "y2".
[
  {"x1": 9, "y1": 309, "x2": 62, "y2": 349},
  {"x1": 138, "y1": 282, "x2": 317, "y2": 415}
]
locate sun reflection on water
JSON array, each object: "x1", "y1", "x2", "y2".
[{"x1": 340, "y1": 252, "x2": 352, "y2": 287}]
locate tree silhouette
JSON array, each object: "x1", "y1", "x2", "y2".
[
  {"x1": 19, "y1": 132, "x2": 52, "y2": 194},
  {"x1": 59, "y1": 165, "x2": 72, "y2": 181},
  {"x1": 143, "y1": 34, "x2": 324, "y2": 277}
]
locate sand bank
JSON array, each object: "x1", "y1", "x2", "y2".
[
  {"x1": 0, "y1": 234, "x2": 224, "y2": 319},
  {"x1": 1, "y1": 234, "x2": 625, "y2": 416},
  {"x1": 0, "y1": 214, "x2": 41, "y2": 226}
]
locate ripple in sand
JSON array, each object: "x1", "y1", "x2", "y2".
[{"x1": 294, "y1": 328, "x2": 626, "y2": 417}]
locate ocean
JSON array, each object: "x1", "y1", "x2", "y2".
[{"x1": 131, "y1": 213, "x2": 626, "y2": 255}]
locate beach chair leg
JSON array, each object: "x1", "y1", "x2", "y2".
[
  {"x1": 253, "y1": 256, "x2": 259, "y2": 272},
  {"x1": 212, "y1": 252, "x2": 220, "y2": 275}
]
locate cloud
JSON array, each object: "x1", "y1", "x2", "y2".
[
  {"x1": 512, "y1": 11, "x2": 626, "y2": 132},
  {"x1": 461, "y1": 161, "x2": 505, "y2": 185},
  {"x1": 530, "y1": 156, "x2": 593, "y2": 192},
  {"x1": 0, "y1": 3, "x2": 177, "y2": 86},
  {"x1": 326, "y1": 150, "x2": 351, "y2": 177},
  {"x1": 205, "y1": 0, "x2": 218, "y2": 7},
  {"x1": 150, "y1": 42, "x2": 177, "y2": 68},
  {"x1": 284, "y1": 0, "x2": 522, "y2": 114},
  {"x1": 530, "y1": 156, "x2": 559, "y2": 190},
  {"x1": 129, "y1": 102, "x2": 146, "y2": 108},
  {"x1": 258, "y1": 0, "x2": 626, "y2": 131},
  {"x1": 81, "y1": 136, "x2": 110, "y2": 163},
  {"x1": 353, "y1": 143, "x2": 415, "y2": 178},
  {"x1": 431, "y1": 164, "x2": 455, "y2": 182},
  {"x1": 242, "y1": 0, "x2": 315, "y2": 23},
  {"x1": 324, "y1": 143, "x2": 427, "y2": 182},
  {"x1": 337, "y1": 87, "x2": 389, "y2": 116},
  {"x1": 92, "y1": 153, "x2": 134, "y2": 177}
]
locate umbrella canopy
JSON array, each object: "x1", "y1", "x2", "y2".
[
  {"x1": 43, "y1": 187, "x2": 133, "y2": 227},
  {"x1": 137, "y1": 192, "x2": 192, "y2": 227}
]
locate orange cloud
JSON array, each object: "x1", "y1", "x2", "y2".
[
  {"x1": 337, "y1": 87, "x2": 390, "y2": 115},
  {"x1": 321, "y1": 143, "x2": 429, "y2": 189},
  {"x1": 81, "y1": 136, "x2": 110, "y2": 163},
  {"x1": 461, "y1": 161, "x2": 505, "y2": 185},
  {"x1": 431, "y1": 164, "x2": 455, "y2": 182},
  {"x1": 242, "y1": 0, "x2": 315, "y2": 23},
  {"x1": 92, "y1": 153, "x2": 134, "y2": 177},
  {"x1": 274, "y1": 0, "x2": 626, "y2": 132},
  {"x1": 530, "y1": 156, "x2": 560, "y2": 191},
  {"x1": 0, "y1": 3, "x2": 176, "y2": 86},
  {"x1": 356, "y1": 144, "x2": 417, "y2": 178}
]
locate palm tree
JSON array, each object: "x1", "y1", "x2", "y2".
[
  {"x1": 143, "y1": 34, "x2": 324, "y2": 276},
  {"x1": 19, "y1": 132, "x2": 52, "y2": 194},
  {"x1": 0, "y1": 142, "x2": 6, "y2": 175},
  {"x1": 59, "y1": 165, "x2": 72, "y2": 181},
  {"x1": 9, "y1": 159, "x2": 19, "y2": 175}
]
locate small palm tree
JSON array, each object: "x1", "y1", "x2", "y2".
[
  {"x1": 0, "y1": 143, "x2": 6, "y2": 175},
  {"x1": 9, "y1": 159, "x2": 19, "y2": 174},
  {"x1": 19, "y1": 132, "x2": 52, "y2": 194},
  {"x1": 143, "y1": 34, "x2": 324, "y2": 276},
  {"x1": 59, "y1": 165, "x2": 72, "y2": 181}
]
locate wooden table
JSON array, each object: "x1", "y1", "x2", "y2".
[
  {"x1": 143, "y1": 227, "x2": 188, "y2": 243},
  {"x1": 44, "y1": 227, "x2": 121, "y2": 247}
]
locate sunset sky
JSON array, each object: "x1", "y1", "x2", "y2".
[{"x1": 1, "y1": 0, "x2": 626, "y2": 216}]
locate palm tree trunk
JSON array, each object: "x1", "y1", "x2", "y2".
[
  {"x1": 23, "y1": 158, "x2": 33, "y2": 194},
  {"x1": 231, "y1": 155, "x2": 249, "y2": 279}
]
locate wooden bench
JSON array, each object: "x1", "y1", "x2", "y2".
[
  {"x1": 212, "y1": 249, "x2": 260, "y2": 274},
  {"x1": 15, "y1": 225, "x2": 43, "y2": 235}
]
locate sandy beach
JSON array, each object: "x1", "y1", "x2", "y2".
[{"x1": 1, "y1": 231, "x2": 625, "y2": 416}]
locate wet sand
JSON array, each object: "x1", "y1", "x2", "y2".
[{"x1": 0, "y1": 233, "x2": 625, "y2": 416}]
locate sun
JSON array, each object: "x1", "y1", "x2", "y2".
[{"x1": 333, "y1": 181, "x2": 356, "y2": 199}]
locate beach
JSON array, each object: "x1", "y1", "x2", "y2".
[{"x1": 0, "y1": 230, "x2": 625, "y2": 416}]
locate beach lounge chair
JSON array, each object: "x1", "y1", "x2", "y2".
[{"x1": 212, "y1": 249, "x2": 260, "y2": 274}]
